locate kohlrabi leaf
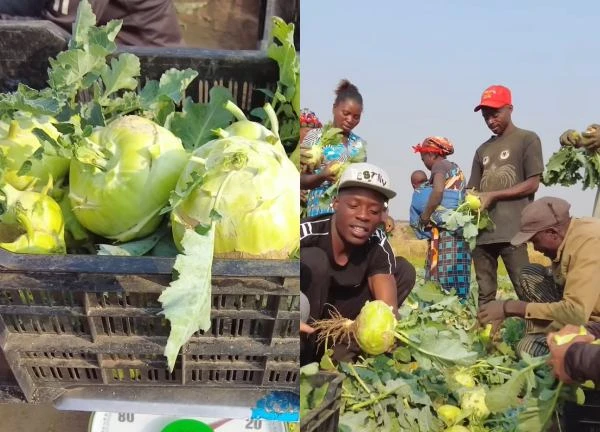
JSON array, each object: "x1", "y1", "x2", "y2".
[
  {"x1": 266, "y1": 17, "x2": 299, "y2": 116},
  {"x1": 86, "y1": 20, "x2": 122, "y2": 55},
  {"x1": 166, "y1": 87, "x2": 234, "y2": 150},
  {"x1": 516, "y1": 382, "x2": 563, "y2": 432},
  {"x1": 97, "y1": 224, "x2": 169, "y2": 256},
  {"x1": 411, "y1": 330, "x2": 478, "y2": 366},
  {"x1": 48, "y1": 47, "x2": 107, "y2": 94},
  {"x1": 0, "y1": 85, "x2": 61, "y2": 117},
  {"x1": 485, "y1": 357, "x2": 547, "y2": 413},
  {"x1": 542, "y1": 147, "x2": 584, "y2": 187},
  {"x1": 158, "y1": 226, "x2": 215, "y2": 372},
  {"x1": 413, "y1": 280, "x2": 447, "y2": 303},
  {"x1": 157, "y1": 69, "x2": 198, "y2": 105},
  {"x1": 258, "y1": 16, "x2": 299, "y2": 155},
  {"x1": 138, "y1": 69, "x2": 198, "y2": 124},
  {"x1": 99, "y1": 53, "x2": 141, "y2": 101},
  {"x1": 69, "y1": 0, "x2": 98, "y2": 49}
]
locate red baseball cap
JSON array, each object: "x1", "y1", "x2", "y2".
[{"x1": 474, "y1": 85, "x2": 512, "y2": 112}]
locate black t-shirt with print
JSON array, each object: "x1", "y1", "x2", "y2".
[
  {"x1": 300, "y1": 215, "x2": 396, "y2": 319},
  {"x1": 467, "y1": 127, "x2": 544, "y2": 245}
]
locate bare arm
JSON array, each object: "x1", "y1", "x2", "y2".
[
  {"x1": 300, "y1": 162, "x2": 337, "y2": 189},
  {"x1": 368, "y1": 273, "x2": 398, "y2": 314},
  {"x1": 467, "y1": 152, "x2": 482, "y2": 190},
  {"x1": 421, "y1": 172, "x2": 444, "y2": 221},
  {"x1": 301, "y1": 172, "x2": 329, "y2": 189}
]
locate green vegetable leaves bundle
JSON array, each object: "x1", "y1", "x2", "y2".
[
  {"x1": 544, "y1": 123, "x2": 600, "y2": 217},
  {"x1": 440, "y1": 193, "x2": 495, "y2": 250}
]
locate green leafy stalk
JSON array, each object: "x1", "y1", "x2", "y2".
[
  {"x1": 264, "y1": 103, "x2": 279, "y2": 137},
  {"x1": 224, "y1": 100, "x2": 248, "y2": 122},
  {"x1": 350, "y1": 383, "x2": 407, "y2": 412},
  {"x1": 253, "y1": 16, "x2": 299, "y2": 155}
]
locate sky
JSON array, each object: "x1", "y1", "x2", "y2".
[{"x1": 300, "y1": 0, "x2": 599, "y2": 220}]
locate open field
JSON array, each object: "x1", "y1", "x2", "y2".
[{"x1": 388, "y1": 221, "x2": 551, "y2": 276}]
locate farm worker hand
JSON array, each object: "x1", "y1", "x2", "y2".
[
  {"x1": 471, "y1": 191, "x2": 495, "y2": 211},
  {"x1": 559, "y1": 129, "x2": 581, "y2": 147},
  {"x1": 546, "y1": 329, "x2": 594, "y2": 384},
  {"x1": 477, "y1": 300, "x2": 507, "y2": 324}
]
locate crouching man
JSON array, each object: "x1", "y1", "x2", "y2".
[
  {"x1": 300, "y1": 162, "x2": 415, "y2": 365},
  {"x1": 478, "y1": 197, "x2": 600, "y2": 357}
]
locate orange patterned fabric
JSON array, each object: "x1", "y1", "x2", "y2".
[
  {"x1": 428, "y1": 226, "x2": 440, "y2": 276},
  {"x1": 412, "y1": 136, "x2": 455, "y2": 156}
]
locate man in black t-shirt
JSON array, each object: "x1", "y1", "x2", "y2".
[{"x1": 300, "y1": 162, "x2": 416, "y2": 364}]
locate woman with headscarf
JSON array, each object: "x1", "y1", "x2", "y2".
[{"x1": 412, "y1": 136, "x2": 472, "y2": 299}]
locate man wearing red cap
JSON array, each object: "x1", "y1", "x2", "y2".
[
  {"x1": 467, "y1": 85, "x2": 544, "y2": 318},
  {"x1": 478, "y1": 197, "x2": 600, "y2": 357}
]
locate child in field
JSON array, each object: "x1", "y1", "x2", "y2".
[
  {"x1": 411, "y1": 170, "x2": 428, "y2": 190},
  {"x1": 410, "y1": 170, "x2": 433, "y2": 239}
]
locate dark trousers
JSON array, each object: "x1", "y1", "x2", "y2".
[
  {"x1": 472, "y1": 242, "x2": 529, "y2": 307},
  {"x1": 515, "y1": 264, "x2": 564, "y2": 357},
  {"x1": 0, "y1": 0, "x2": 44, "y2": 16},
  {"x1": 300, "y1": 247, "x2": 416, "y2": 365}
]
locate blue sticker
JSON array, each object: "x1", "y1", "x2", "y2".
[{"x1": 251, "y1": 391, "x2": 299, "y2": 422}]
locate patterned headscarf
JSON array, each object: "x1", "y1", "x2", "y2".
[{"x1": 412, "y1": 136, "x2": 454, "y2": 156}]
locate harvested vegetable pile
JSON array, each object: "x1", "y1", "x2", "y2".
[
  {"x1": 0, "y1": 0, "x2": 300, "y2": 371},
  {"x1": 304, "y1": 275, "x2": 593, "y2": 432}
]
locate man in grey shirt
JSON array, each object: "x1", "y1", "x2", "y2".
[{"x1": 468, "y1": 85, "x2": 544, "y2": 325}]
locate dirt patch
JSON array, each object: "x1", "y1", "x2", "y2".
[
  {"x1": 0, "y1": 404, "x2": 90, "y2": 432},
  {"x1": 173, "y1": 0, "x2": 262, "y2": 49}
]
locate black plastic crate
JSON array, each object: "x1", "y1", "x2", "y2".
[
  {"x1": 0, "y1": 20, "x2": 278, "y2": 105},
  {"x1": 0, "y1": 19, "x2": 300, "y2": 417},
  {"x1": 563, "y1": 389, "x2": 600, "y2": 432},
  {"x1": 300, "y1": 372, "x2": 344, "y2": 432},
  {"x1": 0, "y1": 250, "x2": 299, "y2": 404}
]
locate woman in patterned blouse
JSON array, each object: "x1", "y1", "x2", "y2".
[{"x1": 300, "y1": 79, "x2": 368, "y2": 217}]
